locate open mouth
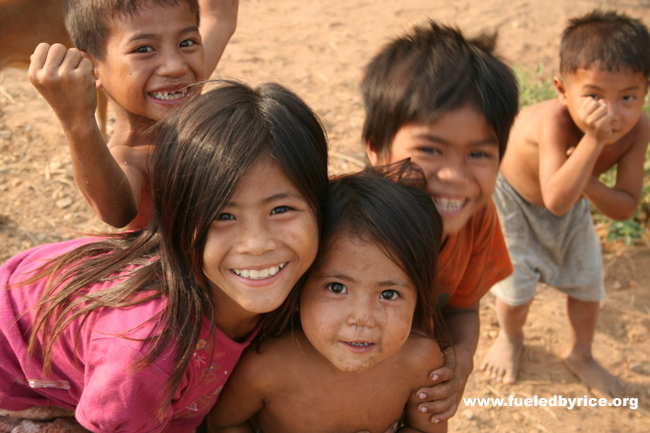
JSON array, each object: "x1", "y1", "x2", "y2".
[
  {"x1": 148, "y1": 87, "x2": 191, "y2": 101},
  {"x1": 346, "y1": 342, "x2": 373, "y2": 347},
  {"x1": 433, "y1": 197, "x2": 466, "y2": 213},
  {"x1": 232, "y1": 263, "x2": 287, "y2": 280}
]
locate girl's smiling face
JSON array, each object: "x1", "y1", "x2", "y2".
[
  {"x1": 203, "y1": 155, "x2": 319, "y2": 334},
  {"x1": 300, "y1": 232, "x2": 417, "y2": 373}
]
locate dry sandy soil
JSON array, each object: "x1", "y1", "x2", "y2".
[{"x1": 1, "y1": 0, "x2": 649, "y2": 432}]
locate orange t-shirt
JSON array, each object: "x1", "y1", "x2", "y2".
[{"x1": 436, "y1": 199, "x2": 512, "y2": 309}]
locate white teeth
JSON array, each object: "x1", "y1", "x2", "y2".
[
  {"x1": 233, "y1": 263, "x2": 286, "y2": 280},
  {"x1": 433, "y1": 197, "x2": 465, "y2": 212},
  {"x1": 149, "y1": 88, "x2": 189, "y2": 101},
  {"x1": 348, "y1": 342, "x2": 371, "y2": 347}
]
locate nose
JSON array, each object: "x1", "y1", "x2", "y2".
[
  {"x1": 604, "y1": 99, "x2": 620, "y2": 119},
  {"x1": 235, "y1": 220, "x2": 278, "y2": 255},
  {"x1": 345, "y1": 296, "x2": 377, "y2": 329},
  {"x1": 158, "y1": 50, "x2": 190, "y2": 78},
  {"x1": 436, "y1": 157, "x2": 469, "y2": 185}
]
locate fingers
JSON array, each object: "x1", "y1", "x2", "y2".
[
  {"x1": 416, "y1": 384, "x2": 460, "y2": 423},
  {"x1": 29, "y1": 43, "x2": 90, "y2": 85},
  {"x1": 419, "y1": 397, "x2": 460, "y2": 423},
  {"x1": 578, "y1": 97, "x2": 612, "y2": 136},
  {"x1": 427, "y1": 363, "x2": 454, "y2": 385}
]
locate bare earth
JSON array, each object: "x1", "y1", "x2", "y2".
[{"x1": 1, "y1": 0, "x2": 649, "y2": 431}]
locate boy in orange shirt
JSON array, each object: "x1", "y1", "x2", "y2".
[
  {"x1": 481, "y1": 10, "x2": 649, "y2": 399},
  {"x1": 29, "y1": 0, "x2": 238, "y2": 229},
  {"x1": 362, "y1": 20, "x2": 519, "y2": 423}
]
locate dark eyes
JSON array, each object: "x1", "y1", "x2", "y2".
[
  {"x1": 325, "y1": 284, "x2": 401, "y2": 300},
  {"x1": 270, "y1": 206, "x2": 292, "y2": 215},
  {"x1": 134, "y1": 46, "x2": 154, "y2": 54},
  {"x1": 380, "y1": 290, "x2": 400, "y2": 301},
  {"x1": 326, "y1": 282, "x2": 347, "y2": 294},
  {"x1": 216, "y1": 212, "x2": 235, "y2": 221},
  {"x1": 180, "y1": 39, "x2": 198, "y2": 48}
]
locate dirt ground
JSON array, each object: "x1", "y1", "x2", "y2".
[{"x1": 1, "y1": 0, "x2": 649, "y2": 432}]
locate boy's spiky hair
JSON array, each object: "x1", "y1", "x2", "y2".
[
  {"x1": 361, "y1": 20, "x2": 519, "y2": 161},
  {"x1": 64, "y1": 0, "x2": 200, "y2": 60},
  {"x1": 560, "y1": 9, "x2": 650, "y2": 78}
]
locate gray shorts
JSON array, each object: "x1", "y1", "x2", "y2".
[{"x1": 490, "y1": 174, "x2": 605, "y2": 306}]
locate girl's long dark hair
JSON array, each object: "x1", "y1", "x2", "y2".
[{"x1": 25, "y1": 80, "x2": 328, "y2": 412}]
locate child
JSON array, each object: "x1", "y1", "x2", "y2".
[
  {"x1": 361, "y1": 21, "x2": 519, "y2": 423},
  {"x1": 209, "y1": 162, "x2": 448, "y2": 433},
  {"x1": 28, "y1": 0, "x2": 239, "y2": 229},
  {"x1": 481, "y1": 10, "x2": 650, "y2": 399},
  {"x1": 0, "y1": 80, "x2": 329, "y2": 432}
]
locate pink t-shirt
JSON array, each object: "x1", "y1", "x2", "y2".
[{"x1": 0, "y1": 238, "x2": 259, "y2": 433}]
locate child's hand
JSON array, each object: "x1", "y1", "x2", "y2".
[
  {"x1": 28, "y1": 43, "x2": 98, "y2": 127},
  {"x1": 415, "y1": 346, "x2": 468, "y2": 423},
  {"x1": 577, "y1": 97, "x2": 614, "y2": 144}
]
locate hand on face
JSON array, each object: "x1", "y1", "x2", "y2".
[{"x1": 577, "y1": 97, "x2": 614, "y2": 144}]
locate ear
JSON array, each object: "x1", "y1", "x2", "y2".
[
  {"x1": 365, "y1": 138, "x2": 382, "y2": 166},
  {"x1": 553, "y1": 76, "x2": 568, "y2": 105},
  {"x1": 82, "y1": 51, "x2": 103, "y2": 90}
]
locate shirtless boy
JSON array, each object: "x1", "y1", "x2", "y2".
[
  {"x1": 29, "y1": 0, "x2": 238, "y2": 228},
  {"x1": 481, "y1": 9, "x2": 650, "y2": 399}
]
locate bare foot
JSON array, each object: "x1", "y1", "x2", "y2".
[
  {"x1": 563, "y1": 353, "x2": 623, "y2": 399},
  {"x1": 480, "y1": 335, "x2": 523, "y2": 384}
]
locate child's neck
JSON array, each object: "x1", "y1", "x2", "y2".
[
  {"x1": 214, "y1": 311, "x2": 262, "y2": 343},
  {"x1": 110, "y1": 106, "x2": 158, "y2": 148}
]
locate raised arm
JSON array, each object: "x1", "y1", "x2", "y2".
[
  {"x1": 199, "y1": 0, "x2": 239, "y2": 78},
  {"x1": 538, "y1": 98, "x2": 613, "y2": 215},
  {"x1": 29, "y1": 43, "x2": 142, "y2": 228},
  {"x1": 582, "y1": 113, "x2": 650, "y2": 221}
]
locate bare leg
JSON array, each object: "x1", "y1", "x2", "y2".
[
  {"x1": 480, "y1": 298, "x2": 531, "y2": 384},
  {"x1": 563, "y1": 297, "x2": 623, "y2": 398}
]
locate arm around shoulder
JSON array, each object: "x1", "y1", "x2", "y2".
[{"x1": 404, "y1": 335, "x2": 447, "y2": 433}]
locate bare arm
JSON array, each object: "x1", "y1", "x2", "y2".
[
  {"x1": 29, "y1": 43, "x2": 143, "y2": 228},
  {"x1": 199, "y1": 0, "x2": 239, "y2": 78},
  {"x1": 207, "y1": 348, "x2": 264, "y2": 433},
  {"x1": 403, "y1": 337, "x2": 448, "y2": 433},
  {"x1": 411, "y1": 301, "x2": 479, "y2": 423},
  {"x1": 538, "y1": 98, "x2": 613, "y2": 215},
  {"x1": 582, "y1": 114, "x2": 650, "y2": 221}
]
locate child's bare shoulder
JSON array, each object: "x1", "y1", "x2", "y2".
[
  {"x1": 629, "y1": 110, "x2": 650, "y2": 143},
  {"x1": 232, "y1": 334, "x2": 300, "y2": 389},
  {"x1": 510, "y1": 99, "x2": 576, "y2": 148},
  {"x1": 108, "y1": 139, "x2": 154, "y2": 173},
  {"x1": 526, "y1": 99, "x2": 573, "y2": 129},
  {"x1": 401, "y1": 333, "x2": 444, "y2": 374}
]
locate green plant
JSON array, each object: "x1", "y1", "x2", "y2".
[
  {"x1": 606, "y1": 219, "x2": 644, "y2": 245},
  {"x1": 515, "y1": 65, "x2": 556, "y2": 108}
]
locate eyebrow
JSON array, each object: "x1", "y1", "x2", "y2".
[
  {"x1": 127, "y1": 25, "x2": 199, "y2": 44},
  {"x1": 315, "y1": 272, "x2": 411, "y2": 288},
  {"x1": 226, "y1": 191, "x2": 305, "y2": 208},
  {"x1": 413, "y1": 132, "x2": 499, "y2": 147},
  {"x1": 583, "y1": 84, "x2": 642, "y2": 92}
]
